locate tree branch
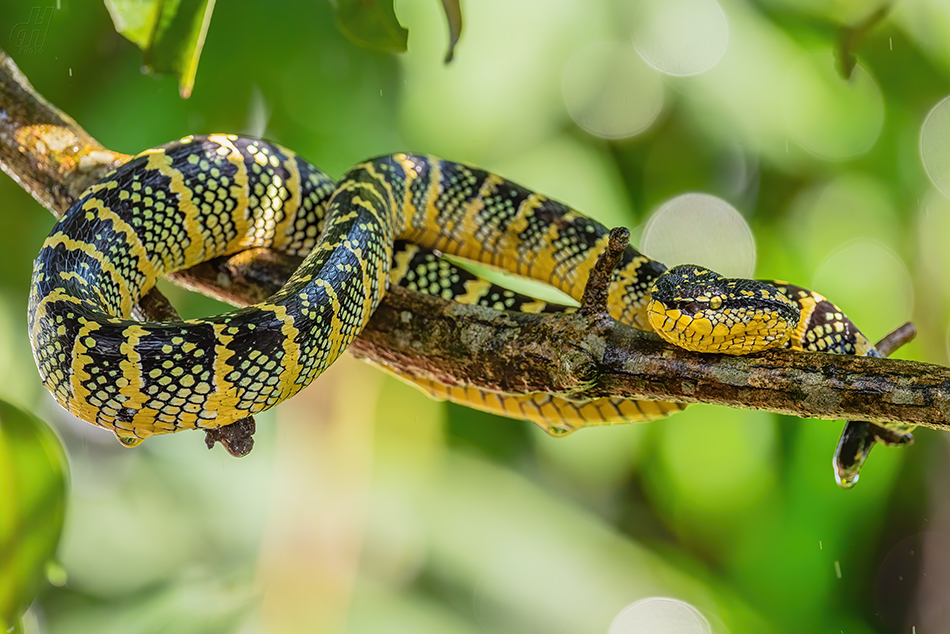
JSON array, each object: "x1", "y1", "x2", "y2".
[{"x1": 3, "y1": 48, "x2": 948, "y2": 433}]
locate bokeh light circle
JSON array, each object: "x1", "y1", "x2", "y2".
[
  {"x1": 609, "y1": 597, "x2": 712, "y2": 634},
  {"x1": 640, "y1": 193, "x2": 756, "y2": 277},
  {"x1": 782, "y1": 51, "x2": 884, "y2": 160},
  {"x1": 920, "y1": 95, "x2": 950, "y2": 199},
  {"x1": 562, "y1": 42, "x2": 664, "y2": 139},
  {"x1": 811, "y1": 239, "x2": 913, "y2": 338},
  {"x1": 632, "y1": 0, "x2": 729, "y2": 77}
]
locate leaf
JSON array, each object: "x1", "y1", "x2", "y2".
[
  {"x1": 331, "y1": 0, "x2": 462, "y2": 62},
  {"x1": 440, "y1": 0, "x2": 462, "y2": 62},
  {"x1": 334, "y1": 0, "x2": 408, "y2": 53},
  {"x1": 103, "y1": 0, "x2": 162, "y2": 48},
  {"x1": 104, "y1": 0, "x2": 217, "y2": 98},
  {"x1": 0, "y1": 400, "x2": 68, "y2": 631}
]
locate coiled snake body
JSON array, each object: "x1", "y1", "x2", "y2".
[{"x1": 29, "y1": 135, "x2": 891, "y2": 477}]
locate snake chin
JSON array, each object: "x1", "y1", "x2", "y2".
[{"x1": 647, "y1": 264, "x2": 801, "y2": 356}]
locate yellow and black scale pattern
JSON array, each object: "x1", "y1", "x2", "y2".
[{"x1": 29, "y1": 134, "x2": 879, "y2": 447}]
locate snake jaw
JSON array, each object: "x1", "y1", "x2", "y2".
[{"x1": 647, "y1": 264, "x2": 801, "y2": 356}]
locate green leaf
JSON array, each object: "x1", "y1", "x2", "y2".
[
  {"x1": 104, "y1": 0, "x2": 216, "y2": 98},
  {"x1": 103, "y1": 0, "x2": 161, "y2": 49},
  {"x1": 0, "y1": 400, "x2": 68, "y2": 630},
  {"x1": 334, "y1": 0, "x2": 408, "y2": 53},
  {"x1": 332, "y1": 0, "x2": 461, "y2": 62},
  {"x1": 440, "y1": 0, "x2": 462, "y2": 62}
]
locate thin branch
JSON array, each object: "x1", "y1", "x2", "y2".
[
  {"x1": 875, "y1": 322, "x2": 916, "y2": 357},
  {"x1": 579, "y1": 227, "x2": 629, "y2": 318},
  {"x1": 837, "y1": 4, "x2": 891, "y2": 80},
  {"x1": 3, "y1": 48, "x2": 949, "y2": 433}
]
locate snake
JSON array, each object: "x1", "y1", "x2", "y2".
[{"x1": 28, "y1": 134, "x2": 905, "y2": 482}]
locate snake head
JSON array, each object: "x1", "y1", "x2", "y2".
[{"x1": 647, "y1": 264, "x2": 801, "y2": 355}]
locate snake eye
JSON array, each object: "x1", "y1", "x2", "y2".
[{"x1": 709, "y1": 296, "x2": 723, "y2": 310}]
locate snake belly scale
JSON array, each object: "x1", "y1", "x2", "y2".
[{"x1": 29, "y1": 135, "x2": 877, "y2": 447}]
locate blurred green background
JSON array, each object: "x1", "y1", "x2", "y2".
[{"x1": 2, "y1": 0, "x2": 950, "y2": 632}]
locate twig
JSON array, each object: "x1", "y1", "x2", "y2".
[
  {"x1": 875, "y1": 322, "x2": 916, "y2": 357},
  {"x1": 833, "y1": 323, "x2": 917, "y2": 488},
  {"x1": 579, "y1": 227, "x2": 629, "y2": 318},
  {"x1": 837, "y1": 4, "x2": 890, "y2": 79}
]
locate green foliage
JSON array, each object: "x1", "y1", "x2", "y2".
[
  {"x1": 328, "y1": 0, "x2": 462, "y2": 60},
  {"x1": 334, "y1": 0, "x2": 409, "y2": 54},
  {"x1": 104, "y1": 0, "x2": 216, "y2": 98},
  {"x1": 0, "y1": 400, "x2": 68, "y2": 631},
  {"x1": 104, "y1": 0, "x2": 463, "y2": 98}
]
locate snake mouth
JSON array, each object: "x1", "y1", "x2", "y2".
[{"x1": 647, "y1": 264, "x2": 801, "y2": 355}]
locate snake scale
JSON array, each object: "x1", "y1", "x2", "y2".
[{"x1": 28, "y1": 135, "x2": 899, "y2": 482}]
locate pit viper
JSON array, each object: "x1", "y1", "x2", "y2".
[{"x1": 28, "y1": 134, "x2": 902, "y2": 482}]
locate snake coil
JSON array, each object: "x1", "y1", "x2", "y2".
[{"x1": 29, "y1": 134, "x2": 891, "y2": 479}]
